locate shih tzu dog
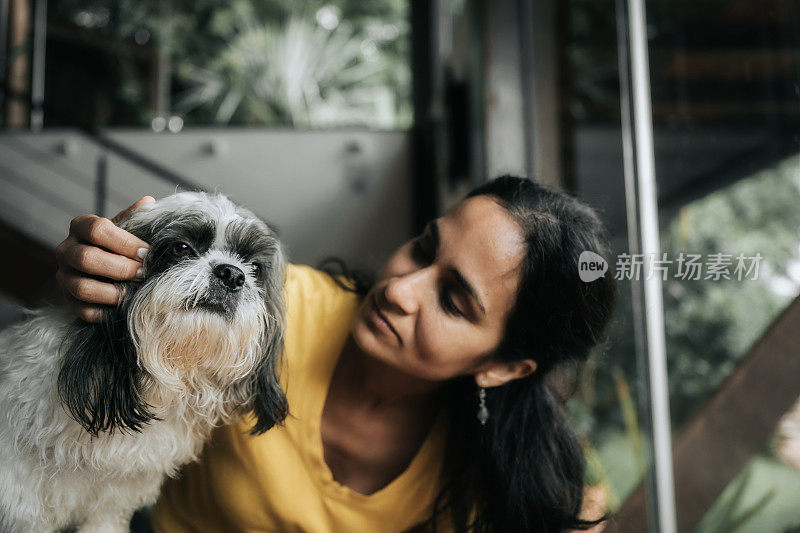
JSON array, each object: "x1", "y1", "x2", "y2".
[{"x1": 0, "y1": 192, "x2": 288, "y2": 532}]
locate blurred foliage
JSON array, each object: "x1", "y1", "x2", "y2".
[
  {"x1": 697, "y1": 464, "x2": 775, "y2": 533},
  {"x1": 697, "y1": 455, "x2": 800, "y2": 533},
  {"x1": 578, "y1": 155, "x2": 800, "y2": 435},
  {"x1": 47, "y1": 0, "x2": 410, "y2": 128},
  {"x1": 571, "y1": 155, "x2": 800, "y2": 507},
  {"x1": 660, "y1": 158, "x2": 800, "y2": 425}
]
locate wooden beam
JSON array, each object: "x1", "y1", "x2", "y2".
[
  {"x1": 526, "y1": 0, "x2": 567, "y2": 190},
  {"x1": 5, "y1": 0, "x2": 31, "y2": 128},
  {"x1": 657, "y1": 50, "x2": 799, "y2": 82},
  {"x1": 607, "y1": 294, "x2": 800, "y2": 532}
]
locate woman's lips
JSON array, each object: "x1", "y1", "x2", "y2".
[{"x1": 368, "y1": 296, "x2": 402, "y2": 345}]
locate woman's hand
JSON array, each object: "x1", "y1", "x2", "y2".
[{"x1": 55, "y1": 196, "x2": 155, "y2": 322}]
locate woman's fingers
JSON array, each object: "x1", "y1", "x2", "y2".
[
  {"x1": 60, "y1": 243, "x2": 143, "y2": 281},
  {"x1": 112, "y1": 196, "x2": 155, "y2": 224},
  {"x1": 56, "y1": 267, "x2": 122, "y2": 306},
  {"x1": 68, "y1": 214, "x2": 150, "y2": 262},
  {"x1": 54, "y1": 196, "x2": 153, "y2": 319},
  {"x1": 62, "y1": 293, "x2": 105, "y2": 323}
]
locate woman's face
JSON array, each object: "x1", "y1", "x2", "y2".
[{"x1": 351, "y1": 195, "x2": 526, "y2": 382}]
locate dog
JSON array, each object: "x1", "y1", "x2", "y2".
[{"x1": 0, "y1": 192, "x2": 288, "y2": 532}]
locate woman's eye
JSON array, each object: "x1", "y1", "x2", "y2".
[
  {"x1": 411, "y1": 238, "x2": 463, "y2": 318},
  {"x1": 251, "y1": 263, "x2": 263, "y2": 278},
  {"x1": 411, "y1": 239, "x2": 433, "y2": 265},
  {"x1": 440, "y1": 289, "x2": 464, "y2": 318},
  {"x1": 171, "y1": 242, "x2": 192, "y2": 258}
]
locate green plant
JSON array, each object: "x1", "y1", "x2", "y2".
[
  {"x1": 175, "y1": 14, "x2": 399, "y2": 127},
  {"x1": 696, "y1": 465, "x2": 776, "y2": 533},
  {"x1": 48, "y1": 0, "x2": 412, "y2": 128}
]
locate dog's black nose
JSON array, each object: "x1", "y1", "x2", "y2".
[{"x1": 213, "y1": 264, "x2": 245, "y2": 291}]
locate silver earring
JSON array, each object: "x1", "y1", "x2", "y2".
[{"x1": 477, "y1": 387, "x2": 489, "y2": 426}]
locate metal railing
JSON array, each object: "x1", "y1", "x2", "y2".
[
  {"x1": 0, "y1": 127, "x2": 206, "y2": 248},
  {"x1": 80, "y1": 129, "x2": 205, "y2": 217}
]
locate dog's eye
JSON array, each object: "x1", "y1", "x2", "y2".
[
  {"x1": 251, "y1": 263, "x2": 262, "y2": 278},
  {"x1": 171, "y1": 242, "x2": 192, "y2": 258}
]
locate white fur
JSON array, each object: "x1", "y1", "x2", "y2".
[{"x1": 0, "y1": 193, "x2": 284, "y2": 532}]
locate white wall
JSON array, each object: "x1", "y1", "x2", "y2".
[{"x1": 0, "y1": 128, "x2": 412, "y2": 271}]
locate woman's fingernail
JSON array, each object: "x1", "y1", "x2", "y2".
[
  {"x1": 137, "y1": 248, "x2": 149, "y2": 260},
  {"x1": 136, "y1": 268, "x2": 144, "y2": 279}
]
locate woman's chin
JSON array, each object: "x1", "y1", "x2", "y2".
[
  {"x1": 351, "y1": 318, "x2": 388, "y2": 360},
  {"x1": 350, "y1": 325, "x2": 432, "y2": 385}
]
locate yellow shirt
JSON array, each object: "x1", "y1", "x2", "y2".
[{"x1": 152, "y1": 264, "x2": 446, "y2": 532}]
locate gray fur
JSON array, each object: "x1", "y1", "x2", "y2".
[{"x1": 0, "y1": 192, "x2": 286, "y2": 532}]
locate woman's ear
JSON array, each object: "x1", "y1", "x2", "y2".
[{"x1": 474, "y1": 359, "x2": 537, "y2": 388}]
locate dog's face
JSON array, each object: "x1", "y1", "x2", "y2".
[
  {"x1": 59, "y1": 192, "x2": 287, "y2": 436},
  {"x1": 128, "y1": 193, "x2": 282, "y2": 319},
  {"x1": 123, "y1": 192, "x2": 283, "y2": 387}
]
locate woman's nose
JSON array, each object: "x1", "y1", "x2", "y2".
[{"x1": 383, "y1": 268, "x2": 429, "y2": 315}]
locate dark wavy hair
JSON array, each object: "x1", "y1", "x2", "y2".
[{"x1": 322, "y1": 175, "x2": 617, "y2": 532}]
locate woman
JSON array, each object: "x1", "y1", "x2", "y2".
[{"x1": 56, "y1": 176, "x2": 617, "y2": 532}]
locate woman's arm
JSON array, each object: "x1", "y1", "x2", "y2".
[{"x1": 55, "y1": 196, "x2": 155, "y2": 322}]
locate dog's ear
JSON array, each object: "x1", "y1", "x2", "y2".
[
  {"x1": 224, "y1": 322, "x2": 288, "y2": 435},
  {"x1": 58, "y1": 306, "x2": 155, "y2": 436},
  {"x1": 247, "y1": 334, "x2": 289, "y2": 435},
  {"x1": 248, "y1": 252, "x2": 289, "y2": 434}
]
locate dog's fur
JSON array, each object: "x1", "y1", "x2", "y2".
[{"x1": 0, "y1": 192, "x2": 288, "y2": 532}]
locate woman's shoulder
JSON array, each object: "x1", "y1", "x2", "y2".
[
  {"x1": 285, "y1": 263, "x2": 349, "y2": 297},
  {"x1": 284, "y1": 264, "x2": 359, "y2": 319},
  {"x1": 281, "y1": 264, "x2": 360, "y2": 376}
]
